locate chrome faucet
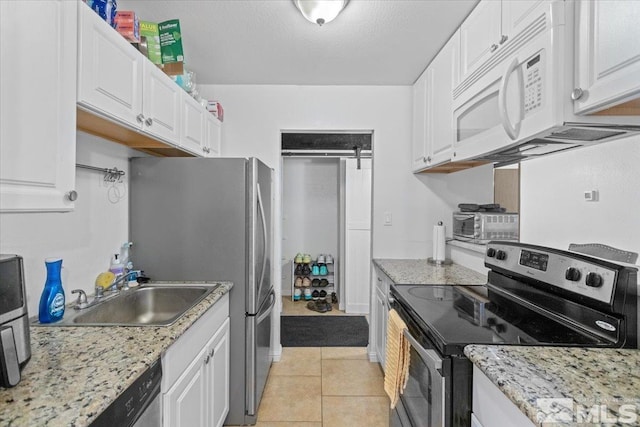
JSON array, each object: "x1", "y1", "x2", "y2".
[{"x1": 95, "y1": 271, "x2": 139, "y2": 299}]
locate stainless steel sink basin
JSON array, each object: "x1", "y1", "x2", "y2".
[{"x1": 36, "y1": 284, "x2": 219, "y2": 327}]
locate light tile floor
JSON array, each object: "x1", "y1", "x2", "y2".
[{"x1": 229, "y1": 347, "x2": 390, "y2": 427}]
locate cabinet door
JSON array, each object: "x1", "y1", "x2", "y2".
[
  {"x1": 77, "y1": 2, "x2": 143, "y2": 128},
  {"x1": 501, "y1": 1, "x2": 548, "y2": 44},
  {"x1": 0, "y1": 0, "x2": 77, "y2": 212},
  {"x1": 208, "y1": 318, "x2": 230, "y2": 427},
  {"x1": 411, "y1": 69, "x2": 429, "y2": 172},
  {"x1": 204, "y1": 113, "x2": 222, "y2": 157},
  {"x1": 164, "y1": 345, "x2": 208, "y2": 427},
  {"x1": 460, "y1": 0, "x2": 501, "y2": 83},
  {"x1": 574, "y1": 0, "x2": 640, "y2": 114},
  {"x1": 180, "y1": 93, "x2": 206, "y2": 156},
  {"x1": 142, "y1": 60, "x2": 181, "y2": 145},
  {"x1": 375, "y1": 286, "x2": 387, "y2": 370},
  {"x1": 427, "y1": 31, "x2": 459, "y2": 167}
]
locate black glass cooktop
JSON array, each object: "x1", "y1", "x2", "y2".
[{"x1": 391, "y1": 284, "x2": 609, "y2": 356}]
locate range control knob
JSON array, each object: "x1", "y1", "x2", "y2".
[
  {"x1": 486, "y1": 248, "x2": 497, "y2": 258},
  {"x1": 496, "y1": 250, "x2": 507, "y2": 261},
  {"x1": 585, "y1": 272, "x2": 603, "y2": 288},
  {"x1": 565, "y1": 267, "x2": 581, "y2": 282}
]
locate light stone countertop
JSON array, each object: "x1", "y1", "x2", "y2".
[
  {"x1": 0, "y1": 281, "x2": 233, "y2": 427},
  {"x1": 464, "y1": 345, "x2": 640, "y2": 426},
  {"x1": 372, "y1": 258, "x2": 487, "y2": 285}
]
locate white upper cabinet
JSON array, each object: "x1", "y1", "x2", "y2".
[
  {"x1": 460, "y1": 1, "x2": 547, "y2": 83},
  {"x1": 205, "y1": 113, "x2": 222, "y2": 157},
  {"x1": 427, "y1": 31, "x2": 460, "y2": 167},
  {"x1": 574, "y1": 0, "x2": 640, "y2": 114},
  {"x1": 77, "y1": 1, "x2": 143, "y2": 128},
  {"x1": 142, "y1": 60, "x2": 182, "y2": 145},
  {"x1": 411, "y1": 69, "x2": 429, "y2": 171},
  {"x1": 0, "y1": 0, "x2": 77, "y2": 212},
  {"x1": 460, "y1": 1, "x2": 501, "y2": 83},
  {"x1": 180, "y1": 93, "x2": 207, "y2": 156}
]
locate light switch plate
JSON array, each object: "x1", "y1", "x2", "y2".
[{"x1": 383, "y1": 211, "x2": 392, "y2": 226}]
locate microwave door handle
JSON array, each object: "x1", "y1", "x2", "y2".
[{"x1": 498, "y1": 57, "x2": 524, "y2": 140}]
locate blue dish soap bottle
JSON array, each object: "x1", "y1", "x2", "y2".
[{"x1": 38, "y1": 258, "x2": 65, "y2": 323}]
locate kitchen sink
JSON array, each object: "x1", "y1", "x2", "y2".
[{"x1": 35, "y1": 283, "x2": 220, "y2": 327}]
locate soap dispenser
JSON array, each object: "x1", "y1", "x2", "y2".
[{"x1": 38, "y1": 258, "x2": 65, "y2": 323}]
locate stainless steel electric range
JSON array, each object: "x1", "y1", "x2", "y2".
[{"x1": 390, "y1": 241, "x2": 638, "y2": 427}]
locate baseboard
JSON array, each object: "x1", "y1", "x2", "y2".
[{"x1": 271, "y1": 343, "x2": 283, "y2": 362}]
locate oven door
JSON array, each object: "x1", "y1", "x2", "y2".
[{"x1": 397, "y1": 329, "x2": 450, "y2": 427}]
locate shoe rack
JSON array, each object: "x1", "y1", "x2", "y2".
[{"x1": 291, "y1": 254, "x2": 337, "y2": 302}]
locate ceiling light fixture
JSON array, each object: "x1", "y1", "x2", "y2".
[{"x1": 293, "y1": 0, "x2": 349, "y2": 26}]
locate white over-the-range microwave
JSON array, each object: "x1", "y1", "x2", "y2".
[{"x1": 452, "y1": 1, "x2": 640, "y2": 165}]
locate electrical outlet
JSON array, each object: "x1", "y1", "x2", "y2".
[{"x1": 584, "y1": 190, "x2": 599, "y2": 202}]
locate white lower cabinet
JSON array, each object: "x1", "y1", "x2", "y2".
[
  {"x1": 372, "y1": 267, "x2": 391, "y2": 369},
  {"x1": 472, "y1": 365, "x2": 535, "y2": 427},
  {"x1": 162, "y1": 293, "x2": 230, "y2": 427}
]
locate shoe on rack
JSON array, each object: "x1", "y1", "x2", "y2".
[
  {"x1": 302, "y1": 264, "x2": 311, "y2": 275},
  {"x1": 312, "y1": 290, "x2": 320, "y2": 300},
  {"x1": 325, "y1": 254, "x2": 333, "y2": 264},
  {"x1": 293, "y1": 288, "x2": 301, "y2": 301},
  {"x1": 321, "y1": 298, "x2": 332, "y2": 311},
  {"x1": 317, "y1": 254, "x2": 325, "y2": 264},
  {"x1": 311, "y1": 264, "x2": 320, "y2": 276},
  {"x1": 294, "y1": 263, "x2": 303, "y2": 275},
  {"x1": 319, "y1": 278, "x2": 329, "y2": 287},
  {"x1": 303, "y1": 253, "x2": 312, "y2": 264},
  {"x1": 295, "y1": 253, "x2": 303, "y2": 264},
  {"x1": 304, "y1": 288, "x2": 312, "y2": 301},
  {"x1": 319, "y1": 290, "x2": 327, "y2": 298},
  {"x1": 312, "y1": 278, "x2": 320, "y2": 287},
  {"x1": 331, "y1": 292, "x2": 338, "y2": 304},
  {"x1": 294, "y1": 276, "x2": 303, "y2": 288},
  {"x1": 319, "y1": 265, "x2": 328, "y2": 276},
  {"x1": 302, "y1": 276, "x2": 311, "y2": 287}
]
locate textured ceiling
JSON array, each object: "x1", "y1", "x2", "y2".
[{"x1": 118, "y1": 0, "x2": 479, "y2": 85}]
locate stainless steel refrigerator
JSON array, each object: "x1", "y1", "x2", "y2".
[{"x1": 129, "y1": 157, "x2": 274, "y2": 426}]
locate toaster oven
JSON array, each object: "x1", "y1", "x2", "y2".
[{"x1": 453, "y1": 212, "x2": 519, "y2": 243}]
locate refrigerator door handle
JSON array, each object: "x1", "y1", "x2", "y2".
[
  {"x1": 256, "y1": 182, "x2": 268, "y2": 299},
  {"x1": 257, "y1": 290, "x2": 275, "y2": 324}
]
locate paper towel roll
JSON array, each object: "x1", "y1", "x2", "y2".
[{"x1": 433, "y1": 222, "x2": 446, "y2": 262}]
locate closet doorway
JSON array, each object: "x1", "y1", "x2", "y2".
[{"x1": 280, "y1": 132, "x2": 372, "y2": 319}]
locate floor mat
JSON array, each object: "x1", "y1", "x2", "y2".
[{"x1": 281, "y1": 315, "x2": 369, "y2": 347}]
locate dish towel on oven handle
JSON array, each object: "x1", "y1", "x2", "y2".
[{"x1": 384, "y1": 309, "x2": 411, "y2": 409}]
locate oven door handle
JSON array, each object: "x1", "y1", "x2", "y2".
[{"x1": 402, "y1": 329, "x2": 443, "y2": 374}]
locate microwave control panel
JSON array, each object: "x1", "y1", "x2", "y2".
[{"x1": 524, "y1": 52, "x2": 544, "y2": 115}]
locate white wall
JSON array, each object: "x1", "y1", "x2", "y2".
[
  {"x1": 0, "y1": 132, "x2": 140, "y2": 316},
  {"x1": 520, "y1": 135, "x2": 640, "y2": 260},
  {"x1": 282, "y1": 157, "x2": 339, "y2": 295}
]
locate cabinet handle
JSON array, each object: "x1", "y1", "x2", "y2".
[
  {"x1": 145, "y1": 117, "x2": 153, "y2": 126},
  {"x1": 571, "y1": 88, "x2": 584, "y2": 101},
  {"x1": 499, "y1": 34, "x2": 508, "y2": 45},
  {"x1": 136, "y1": 114, "x2": 144, "y2": 124},
  {"x1": 490, "y1": 44, "x2": 498, "y2": 53},
  {"x1": 204, "y1": 355, "x2": 210, "y2": 364},
  {"x1": 422, "y1": 156, "x2": 427, "y2": 163},
  {"x1": 66, "y1": 190, "x2": 78, "y2": 201},
  {"x1": 427, "y1": 156, "x2": 432, "y2": 163},
  {"x1": 209, "y1": 348, "x2": 214, "y2": 357}
]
